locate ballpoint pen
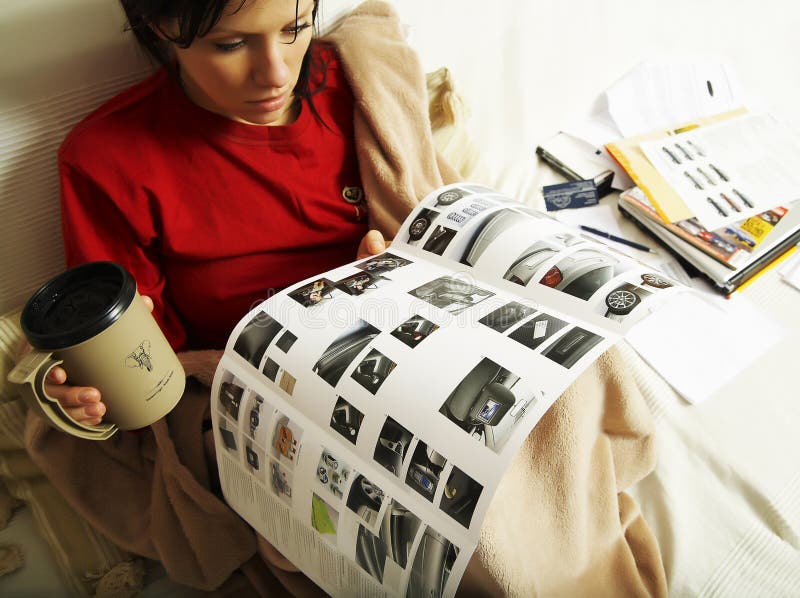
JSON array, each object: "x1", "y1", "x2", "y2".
[
  {"x1": 684, "y1": 171, "x2": 704, "y2": 190},
  {"x1": 686, "y1": 139, "x2": 705, "y2": 156},
  {"x1": 720, "y1": 192, "x2": 740, "y2": 212},
  {"x1": 579, "y1": 225, "x2": 655, "y2": 253},
  {"x1": 707, "y1": 196, "x2": 727, "y2": 217},
  {"x1": 732, "y1": 188, "x2": 754, "y2": 208},
  {"x1": 697, "y1": 167, "x2": 716, "y2": 185},
  {"x1": 675, "y1": 143, "x2": 693, "y2": 160},
  {"x1": 709, "y1": 163, "x2": 729, "y2": 182},
  {"x1": 662, "y1": 146, "x2": 681, "y2": 164}
]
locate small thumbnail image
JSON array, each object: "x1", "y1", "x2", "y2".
[
  {"x1": 442, "y1": 198, "x2": 493, "y2": 230},
  {"x1": 243, "y1": 394, "x2": 265, "y2": 440},
  {"x1": 439, "y1": 357, "x2": 537, "y2": 453},
  {"x1": 346, "y1": 474, "x2": 385, "y2": 526},
  {"x1": 600, "y1": 283, "x2": 653, "y2": 321},
  {"x1": 317, "y1": 448, "x2": 352, "y2": 500},
  {"x1": 278, "y1": 370, "x2": 297, "y2": 396},
  {"x1": 268, "y1": 460, "x2": 293, "y2": 505},
  {"x1": 373, "y1": 417, "x2": 413, "y2": 477},
  {"x1": 407, "y1": 527, "x2": 459, "y2": 598},
  {"x1": 479, "y1": 301, "x2": 536, "y2": 333},
  {"x1": 216, "y1": 415, "x2": 238, "y2": 458},
  {"x1": 270, "y1": 413, "x2": 303, "y2": 467},
  {"x1": 405, "y1": 208, "x2": 440, "y2": 243},
  {"x1": 439, "y1": 467, "x2": 483, "y2": 529},
  {"x1": 409, "y1": 276, "x2": 494, "y2": 315},
  {"x1": 405, "y1": 441, "x2": 446, "y2": 502},
  {"x1": 507, "y1": 312, "x2": 569, "y2": 351},
  {"x1": 639, "y1": 272, "x2": 675, "y2": 290},
  {"x1": 390, "y1": 314, "x2": 439, "y2": 348},
  {"x1": 355, "y1": 524, "x2": 387, "y2": 583},
  {"x1": 433, "y1": 186, "x2": 471, "y2": 207},
  {"x1": 218, "y1": 380, "x2": 245, "y2": 422},
  {"x1": 378, "y1": 500, "x2": 421, "y2": 569},
  {"x1": 334, "y1": 271, "x2": 391, "y2": 296},
  {"x1": 351, "y1": 348, "x2": 397, "y2": 395},
  {"x1": 422, "y1": 225, "x2": 458, "y2": 256},
  {"x1": 288, "y1": 277, "x2": 339, "y2": 307},
  {"x1": 313, "y1": 319, "x2": 380, "y2": 387},
  {"x1": 311, "y1": 493, "x2": 340, "y2": 538},
  {"x1": 244, "y1": 438, "x2": 267, "y2": 481},
  {"x1": 541, "y1": 326, "x2": 604, "y2": 369},
  {"x1": 355, "y1": 252, "x2": 412, "y2": 275},
  {"x1": 275, "y1": 330, "x2": 298, "y2": 353},
  {"x1": 233, "y1": 311, "x2": 283, "y2": 367},
  {"x1": 329, "y1": 396, "x2": 364, "y2": 445},
  {"x1": 262, "y1": 357, "x2": 280, "y2": 381}
]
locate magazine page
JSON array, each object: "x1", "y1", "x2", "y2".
[
  {"x1": 392, "y1": 183, "x2": 686, "y2": 333},
  {"x1": 211, "y1": 234, "x2": 632, "y2": 596}
]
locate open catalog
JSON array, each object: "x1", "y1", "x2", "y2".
[{"x1": 210, "y1": 183, "x2": 686, "y2": 597}]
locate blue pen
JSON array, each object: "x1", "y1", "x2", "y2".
[{"x1": 579, "y1": 225, "x2": 655, "y2": 253}]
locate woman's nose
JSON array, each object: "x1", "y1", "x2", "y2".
[{"x1": 251, "y1": 41, "x2": 291, "y2": 89}]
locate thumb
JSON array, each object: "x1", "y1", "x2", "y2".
[{"x1": 357, "y1": 230, "x2": 386, "y2": 259}]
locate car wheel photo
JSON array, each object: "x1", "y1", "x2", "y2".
[
  {"x1": 641, "y1": 273, "x2": 672, "y2": 288},
  {"x1": 605, "y1": 288, "x2": 641, "y2": 315},
  {"x1": 408, "y1": 215, "x2": 432, "y2": 240},
  {"x1": 436, "y1": 189, "x2": 464, "y2": 205}
]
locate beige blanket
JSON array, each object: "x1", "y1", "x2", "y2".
[{"x1": 25, "y1": 2, "x2": 666, "y2": 595}]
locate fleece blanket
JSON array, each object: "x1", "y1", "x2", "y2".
[{"x1": 24, "y1": 2, "x2": 666, "y2": 595}]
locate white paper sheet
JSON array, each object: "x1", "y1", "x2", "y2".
[
  {"x1": 625, "y1": 291, "x2": 785, "y2": 404},
  {"x1": 606, "y1": 55, "x2": 745, "y2": 137}
]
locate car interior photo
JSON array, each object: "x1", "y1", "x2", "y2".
[{"x1": 0, "y1": 1, "x2": 798, "y2": 596}]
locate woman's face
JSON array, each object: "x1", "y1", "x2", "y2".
[{"x1": 172, "y1": 0, "x2": 314, "y2": 126}]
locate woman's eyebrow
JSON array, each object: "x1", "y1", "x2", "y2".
[{"x1": 206, "y1": 28, "x2": 243, "y2": 35}]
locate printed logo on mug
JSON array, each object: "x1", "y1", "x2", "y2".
[{"x1": 8, "y1": 262, "x2": 185, "y2": 440}]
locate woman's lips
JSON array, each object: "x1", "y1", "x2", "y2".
[{"x1": 247, "y1": 92, "x2": 287, "y2": 112}]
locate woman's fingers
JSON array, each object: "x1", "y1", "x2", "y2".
[
  {"x1": 141, "y1": 295, "x2": 154, "y2": 312},
  {"x1": 44, "y1": 368, "x2": 105, "y2": 425},
  {"x1": 357, "y1": 230, "x2": 387, "y2": 259}
]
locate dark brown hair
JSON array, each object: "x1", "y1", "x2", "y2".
[{"x1": 119, "y1": 0, "x2": 325, "y2": 111}]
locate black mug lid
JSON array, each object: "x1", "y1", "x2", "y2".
[{"x1": 21, "y1": 261, "x2": 136, "y2": 350}]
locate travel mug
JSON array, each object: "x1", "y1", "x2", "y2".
[{"x1": 8, "y1": 261, "x2": 185, "y2": 440}]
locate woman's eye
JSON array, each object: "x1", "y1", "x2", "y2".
[
  {"x1": 281, "y1": 22, "x2": 311, "y2": 41},
  {"x1": 214, "y1": 40, "x2": 245, "y2": 52}
]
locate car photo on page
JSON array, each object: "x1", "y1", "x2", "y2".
[{"x1": 438, "y1": 357, "x2": 539, "y2": 453}]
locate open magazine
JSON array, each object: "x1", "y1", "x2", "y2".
[{"x1": 210, "y1": 183, "x2": 686, "y2": 597}]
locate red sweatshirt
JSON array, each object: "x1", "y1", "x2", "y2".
[{"x1": 59, "y1": 44, "x2": 367, "y2": 350}]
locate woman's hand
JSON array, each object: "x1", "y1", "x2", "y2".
[
  {"x1": 357, "y1": 229, "x2": 390, "y2": 259},
  {"x1": 42, "y1": 295, "x2": 155, "y2": 426}
]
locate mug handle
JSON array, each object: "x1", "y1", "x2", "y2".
[{"x1": 8, "y1": 350, "x2": 118, "y2": 440}]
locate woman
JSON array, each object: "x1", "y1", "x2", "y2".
[{"x1": 47, "y1": 0, "x2": 390, "y2": 426}]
